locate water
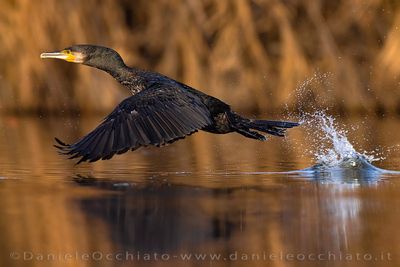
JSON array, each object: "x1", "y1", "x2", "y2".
[
  {"x1": 287, "y1": 111, "x2": 400, "y2": 185},
  {"x1": 0, "y1": 114, "x2": 400, "y2": 267}
]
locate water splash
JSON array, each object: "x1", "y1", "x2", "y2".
[
  {"x1": 284, "y1": 73, "x2": 399, "y2": 184},
  {"x1": 303, "y1": 111, "x2": 378, "y2": 166},
  {"x1": 291, "y1": 112, "x2": 391, "y2": 184}
]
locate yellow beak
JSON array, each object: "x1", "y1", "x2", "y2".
[{"x1": 40, "y1": 50, "x2": 84, "y2": 63}]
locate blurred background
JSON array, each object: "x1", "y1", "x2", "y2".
[
  {"x1": 1, "y1": 0, "x2": 400, "y2": 115},
  {"x1": 2, "y1": 2, "x2": 400, "y2": 267}
]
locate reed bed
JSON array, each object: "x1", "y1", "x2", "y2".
[{"x1": 0, "y1": 0, "x2": 399, "y2": 115}]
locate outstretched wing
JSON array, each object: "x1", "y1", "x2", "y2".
[{"x1": 56, "y1": 83, "x2": 212, "y2": 163}]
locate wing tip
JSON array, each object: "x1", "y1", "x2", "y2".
[
  {"x1": 54, "y1": 137, "x2": 72, "y2": 153},
  {"x1": 54, "y1": 137, "x2": 68, "y2": 146}
]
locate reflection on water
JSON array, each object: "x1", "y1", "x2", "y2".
[
  {"x1": 74, "y1": 176, "x2": 239, "y2": 253},
  {"x1": 0, "y1": 115, "x2": 400, "y2": 267},
  {"x1": 292, "y1": 155, "x2": 396, "y2": 185}
]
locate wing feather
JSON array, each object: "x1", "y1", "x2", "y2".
[{"x1": 55, "y1": 83, "x2": 212, "y2": 163}]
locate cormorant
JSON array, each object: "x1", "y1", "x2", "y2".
[{"x1": 40, "y1": 45, "x2": 299, "y2": 163}]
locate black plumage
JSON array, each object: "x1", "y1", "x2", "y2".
[{"x1": 41, "y1": 45, "x2": 299, "y2": 163}]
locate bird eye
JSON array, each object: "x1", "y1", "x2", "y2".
[{"x1": 63, "y1": 50, "x2": 72, "y2": 54}]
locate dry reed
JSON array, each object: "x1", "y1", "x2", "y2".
[{"x1": 0, "y1": 0, "x2": 399, "y2": 115}]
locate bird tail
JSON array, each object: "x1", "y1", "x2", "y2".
[
  {"x1": 248, "y1": 119, "x2": 299, "y2": 136},
  {"x1": 230, "y1": 114, "x2": 300, "y2": 140}
]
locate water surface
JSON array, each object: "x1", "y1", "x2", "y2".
[{"x1": 0, "y1": 115, "x2": 399, "y2": 267}]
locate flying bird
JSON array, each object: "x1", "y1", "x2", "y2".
[{"x1": 41, "y1": 45, "x2": 299, "y2": 163}]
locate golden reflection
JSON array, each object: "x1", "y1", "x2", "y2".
[{"x1": 0, "y1": 116, "x2": 399, "y2": 267}]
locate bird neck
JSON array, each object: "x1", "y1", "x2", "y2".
[
  {"x1": 102, "y1": 64, "x2": 130, "y2": 80},
  {"x1": 83, "y1": 56, "x2": 129, "y2": 79},
  {"x1": 103, "y1": 65, "x2": 146, "y2": 94}
]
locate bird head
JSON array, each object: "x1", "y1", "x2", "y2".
[{"x1": 40, "y1": 45, "x2": 126, "y2": 70}]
